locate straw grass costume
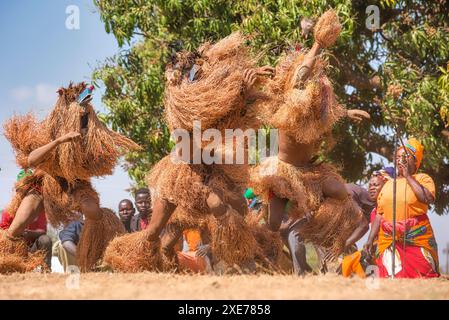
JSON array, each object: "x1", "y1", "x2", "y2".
[
  {"x1": 251, "y1": 10, "x2": 363, "y2": 257},
  {"x1": 0, "y1": 83, "x2": 139, "y2": 273},
  {"x1": 104, "y1": 33, "x2": 274, "y2": 272}
]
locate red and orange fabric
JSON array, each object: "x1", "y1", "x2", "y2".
[
  {"x1": 341, "y1": 251, "x2": 367, "y2": 278},
  {"x1": 176, "y1": 228, "x2": 209, "y2": 273},
  {"x1": 342, "y1": 208, "x2": 379, "y2": 279},
  {"x1": 376, "y1": 172, "x2": 439, "y2": 278}
]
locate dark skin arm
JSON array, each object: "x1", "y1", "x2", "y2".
[
  {"x1": 62, "y1": 240, "x2": 77, "y2": 257},
  {"x1": 23, "y1": 229, "x2": 45, "y2": 242},
  {"x1": 28, "y1": 132, "x2": 81, "y2": 167},
  {"x1": 290, "y1": 40, "x2": 371, "y2": 124},
  {"x1": 160, "y1": 223, "x2": 183, "y2": 257},
  {"x1": 345, "y1": 215, "x2": 369, "y2": 248},
  {"x1": 400, "y1": 162, "x2": 435, "y2": 205},
  {"x1": 364, "y1": 213, "x2": 382, "y2": 254},
  {"x1": 347, "y1": 109, "x2": 371, "y2": 122},
  {"x1": 322, "y1": 177, "x2": 349, "y2": 200}
]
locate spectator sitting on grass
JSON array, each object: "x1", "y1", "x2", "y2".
[
  {"x1": 118, "y1": 199, "x2": 135, "y2": 233},
  {"x1": 55, "y1": 217, "x2": 84, "y2": 272},
  {"x1": 130, "y1": 188, "x2": 152, "y2": 232}
]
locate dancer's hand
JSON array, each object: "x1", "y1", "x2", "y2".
[
  {"x1": 347, "y1": 109, "x2": 370, "y2": 123},
  {"x1": 196, "y1": 244, "x2": 211, "y2": 257},
  {"x1": 255, "y1": 66, "x2": 275, "y2": 78},
  {"x1": 243, "y1": 68, "x2": 258, "y2": 89},
  {"x1": 363, "y1": 242, "x2": 373, "y2": 254},
  {"x1": 57, "y1": 132, "x2": 81, "y2": 144}
]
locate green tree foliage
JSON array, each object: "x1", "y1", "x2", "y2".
[{"x1": 92, "y1": 0, "x2": 449, "y2": 213}]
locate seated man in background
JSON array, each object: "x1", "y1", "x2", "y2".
[
  {"x1": 1, "y1": 208, "x2": 52, "y2": 269},
  {"x1": 55, "y1": 218, "x2": 84, "y2": 272},
  {"x1": 118, "y1": 199, "x2": 135, "y2": 233},
  {"x1": 130, "y1": 188, "x2": 152, "y2": 232}
]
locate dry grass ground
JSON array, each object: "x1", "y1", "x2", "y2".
[{"x1": 0, "y1": 272, "x2": 448, "y2": 300}]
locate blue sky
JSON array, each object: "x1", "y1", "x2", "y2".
[{"x1": 0, "y1": 1, "x2": 447, "y2": 272}]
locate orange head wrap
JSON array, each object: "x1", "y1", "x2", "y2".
[{"x1": 400, "y1": 138, "x2": 424, "y2": 170}]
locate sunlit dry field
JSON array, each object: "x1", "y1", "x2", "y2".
[{"x1": 0, "y1": 272, "x2": 448, "y2": 300}]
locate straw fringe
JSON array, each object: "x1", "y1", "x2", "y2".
[
  {"x1": 103, "y1": 231, "x2": 164, "y2": 272},
  {"x1": 209, "y1": 207, "x2": 257, "y2": 266},
  {"x1": 3, "y1": 114, "x2": 47, "y2": 169},
  {"x1": 245, "y1": 213, "x2": 284, "y2": 271},
  {"x1": 164, "y1": 32, "x2": 258, "y2": 133},
  {"x1": 250, "y1": 157, "x2": 360, "y2": 257},
  {"x1": 250, "y1": 157, "x2": 342, "y2": 218},
  {"x1": 314, "y1": 9, "x2": 342, "y2": 48},
  {"x1": 147, "y1": 156, "x2": 247, "y2": 217},
  {"x1": 299, "y1": 197, "x2": 361, "y2": 257},
  {"x1": 0, "y1": 230, "x2": 47, "y2": 274},
  {"x1": 77, "y1": 208, "x2": 125, "y2": 272},
  {"x1": 257, "y1": 51, "x2": 345, "y2": 145}
]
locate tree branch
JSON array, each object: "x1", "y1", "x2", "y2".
[{"x1": 362, "y1": 133, "x2": 393, "y2": 160}]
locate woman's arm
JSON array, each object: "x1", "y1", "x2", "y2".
[
  {"x1": 364, "y1": 213, "x2": 382, "y2": 253},
  {"x1": 27, "y1": 132, "x2": 80, "y2": 168},
  {"x1": 345, "y1": 215, "x2": 369, "y2": 249},
  {"x1": 400, "y1": 163, "x2": 435, "y2": 204},
  {"x1": 405, "y1": 175, "x2": 435, "y2": 204}
]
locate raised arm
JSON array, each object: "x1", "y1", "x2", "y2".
[
  {"x1": 294, "y1": 9, "x2": 342, "y2": 87},
  {"x1": 27, "y1": 132, "x2": 80, "y2": 168},
  {"x1": 294, "y1": 42, "x2": 321, "y2": 86},
  {"x1": 400, "y1": 163, "x2": 435, "y2": 204}
]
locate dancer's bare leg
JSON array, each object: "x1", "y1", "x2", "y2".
[
  {"x1": 322, "y1": 177, "x2": 349, "y2": 200},
  {"x1": 79, "y1": 195, "x2": 102, "y2": 221},
  {"x1": 268, "y1": 195, "x2": 288, "y2": 232},
  {"x1": 146, "y1": 198, "x2": 177, "y2": 241},
  {"x1": 227, "y1": 195, "x2": 248, "y2": 216},
  {"x1": 206, "y1": 192, "x2": 228, "y2": 218},
  {"x1": 7, "y1": 193, "x2": 43, "y2": 238},
  {"x1": 161, "y1": 222, "x2": 183, "y2": 258}
]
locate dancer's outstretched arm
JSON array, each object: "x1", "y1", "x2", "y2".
[
  {"x1": 346, "y1": 109, "x2": 371, "y2": 123},
  {"x1": 27, "y1": 132, "x2": 80, "y2": 168}
]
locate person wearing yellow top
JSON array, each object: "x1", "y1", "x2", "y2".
[{"x1": 364, "y1": 138, "x2": 439, "y2": 278}]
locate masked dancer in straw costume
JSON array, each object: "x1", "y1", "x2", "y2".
[
  {"x1": 0, "y1": 83, "x2": 140, "y2": 273},
  {"x1": 251, "y1": 10, "x2": 371, "y2": 260},
  {"x1": 103, "y1": 32, "x2": 278, "y2": 272}
]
